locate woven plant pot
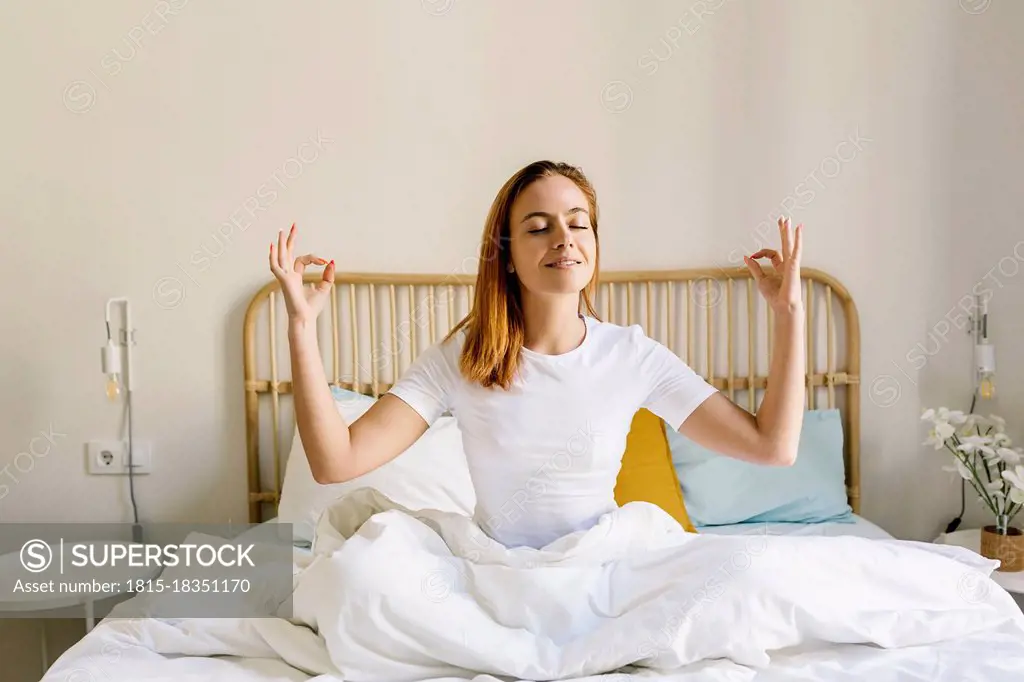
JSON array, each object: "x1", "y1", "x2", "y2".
[{"x1": 981, "y1": 525, "x2": 1024, "y2": 572}]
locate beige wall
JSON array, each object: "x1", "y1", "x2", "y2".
[
  {"x1": 1, "y1": 7, "x2": 1021, "y2": 673},
  {"x1": 940, "y1": 0, "x2": 1023, "y2": 531}
]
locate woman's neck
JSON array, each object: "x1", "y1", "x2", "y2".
[{"x1": 521, "y1": 294, "x2": 586, "y2": 355}]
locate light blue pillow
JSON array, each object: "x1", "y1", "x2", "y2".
[
  {"x1": 667, "y1": 408, "x2": 853, "y2": 526},
  {"x1": 330, "y1": 385, "x2": 373, "y2": 407}
]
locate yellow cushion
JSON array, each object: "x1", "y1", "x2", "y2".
[{"x1": 614, "y1": 408, "x2": 697, "y2": 533}]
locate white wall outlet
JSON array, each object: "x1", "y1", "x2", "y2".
[{"x1": 86, "y1": 440, "x2": 152, "y2": 475}]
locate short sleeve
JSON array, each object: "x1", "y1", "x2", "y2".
[
  {"x1": 637, "y1": 330, "x2": 718, "y2": 430},
  {"x1": 386, "y1": 340, "x2": 459, "y2": 426}
]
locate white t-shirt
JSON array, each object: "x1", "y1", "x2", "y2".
[{"x1": 387, "y1": 315, "x2": 717, "y2": 549}]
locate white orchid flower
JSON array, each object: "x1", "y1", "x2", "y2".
[
  {"x1": 1003, "y1": 465, "x2": 1024, "y2": 491},
  {"x1": 925, "y1": 421, "x2": 946, "y2": 448},
  {"x1": 923, "y1": 429, "x2": 947, "y2": 450},
  {"x1": 997, "y1": 466, "x2": 1024, "y2": 505},
  {"x1": 958, "y1": 435, "x2": 996, "y2": 457},
  {"x1": 985, "y1": 480, "x2": 1006, "y2": 494},
  {"x1": 921, "y1": 408, "x2": 936, "y2": 421},
  {"x1": 989, "y1": 414, "x2": 1006, "y2": 432},
  {"x1": 993, "y1": 432, "x2": 1013, "y2": 447},
  {"x1": 997, "y1": 448, "x2": 1022, "y2": 466},
  {"x1": 982, "y1": 446, "x2": 1004, "y2": 462},
  {"x1": 935, "y1": 422, "x2": 956, "y2": 441},
  {"x1": 946, "y1": 410, "x2": 967, "y2": 425}
]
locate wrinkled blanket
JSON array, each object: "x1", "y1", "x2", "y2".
[
  {"x1": 41, "y1": 488, "x2": 1024, "y2": 682},
  {"x1": 292, "y1": 489, "x2": 1024, "y2": 680}
]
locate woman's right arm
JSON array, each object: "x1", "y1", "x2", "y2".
[{"x1": 271, "y1": 224, "x2": 430, "y2": 484}]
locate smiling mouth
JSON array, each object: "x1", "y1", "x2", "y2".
[{"x1": 545, "y1": 259, "x2": 582, "y2": 269}]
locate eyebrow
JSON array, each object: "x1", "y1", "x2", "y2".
[{"x1": 519, "y1": 208, "x2": 589, "y2": 223}]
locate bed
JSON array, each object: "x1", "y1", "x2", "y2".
[{"x1": 39, "y1": 266, "x2": 1024, "y2": 682}]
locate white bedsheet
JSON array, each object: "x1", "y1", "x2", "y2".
[{"x1": 40, "y1": 493, "x2": 1024, "y2": 682}]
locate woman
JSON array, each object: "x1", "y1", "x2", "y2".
[{"x1": 269, "y1": 160, "x2": 805, "y2": 550}]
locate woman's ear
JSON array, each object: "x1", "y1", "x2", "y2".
[{"x1": 507, "y1": 263, "x2": 515, "y2": 273}]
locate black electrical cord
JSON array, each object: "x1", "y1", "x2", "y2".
[
  {"x1": 943, "y1": 392, "x2": 978, "y2": 534},
  {"x1": 127, "y1": 387, "x2": 139, "y2": 525},
  {"x1": 109, "y1": 318, "x2": 143, "y2": 542},
  {"x1": 123, "y1": 325, "x2": 142, "y2": 542}
]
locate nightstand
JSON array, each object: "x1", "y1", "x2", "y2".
[
  {"x1": 936, "y1": 528, "x2": 1024, "y2": 610},
  {"x1": 0, "y1": 540, "x2": 162, "y2": 670}
]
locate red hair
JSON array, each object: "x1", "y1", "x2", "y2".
[{"x1": 445, "y1": 161, "x2": 601, "y2": 389}]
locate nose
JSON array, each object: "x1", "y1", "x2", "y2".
[{"x1": 552, "y1": 219, "x2": 574, "y2": 249}]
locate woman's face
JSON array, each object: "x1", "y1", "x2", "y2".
[{"x1": 507, "y1": 174, "x2": 596, "y2": 297}]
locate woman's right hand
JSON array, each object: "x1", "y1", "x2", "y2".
[{"x1": 269, "y1": 223, "x2": 335, "y2": 326}]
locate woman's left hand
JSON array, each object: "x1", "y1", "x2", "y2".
[{"x1": 744, "y1": 217, "x2": 804, "y2": 314}]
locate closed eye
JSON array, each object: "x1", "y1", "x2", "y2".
[{"x1": 528, "y1": 225, "x2": 590, "y2": 234}]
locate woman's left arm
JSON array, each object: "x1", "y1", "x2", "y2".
[{"x1": 674, "y1": 217, "x2": 806, "y2": 466}]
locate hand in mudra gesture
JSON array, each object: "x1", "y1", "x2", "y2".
[
  {"x1": 744, "y1": 217, "x2": 804, "y2": 314},
  {"x1": 269, "y1": 223, "x2": 335, "y2": 324}
]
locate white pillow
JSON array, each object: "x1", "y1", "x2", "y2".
[{"x1": 276, "y1": 387, "x2": 476, "y2": 543}]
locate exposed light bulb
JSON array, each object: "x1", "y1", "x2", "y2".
[
  {"x1": 105, "y1": 374, "x2": 122, "y2": 401},
  {"x1": 979, "y1": 373, "x2": 995, "y2": 400},
  {"x1": 101, "y1": 336, "x2": 123, "y2": 401}
]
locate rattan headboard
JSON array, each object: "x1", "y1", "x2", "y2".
[{"x1": 242, "y1": 268, "x2": 861, "y2": 523}]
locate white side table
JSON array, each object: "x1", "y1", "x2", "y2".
[
  {"x1": 0, "y1": 540, "x2": 162, "y2": 671},
  {"x1": 936, "y1": 528, "x2": 1024, "y2": 608}
]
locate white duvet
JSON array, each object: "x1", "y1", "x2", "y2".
[{"x1": 41, "y1": 489, "x2": 1024, "y2": 682}]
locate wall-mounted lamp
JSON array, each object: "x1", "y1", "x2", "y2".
[
  {"x1": 946, "y1": 293, "x2": 998, "y2": 535},
  {"x1": 972, "y1": 294, "x2": 995, "y2": 399},
  {"x1": 102, "y1": 297, "x2": 134, "y2": 399},
  {"x1": 101, "y1": 297, "x2": 142, "y2": 542}
]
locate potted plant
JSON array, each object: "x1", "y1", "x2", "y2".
[{"x1": 922, "y1": 408, "x2": 1024, "y2": 571}]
